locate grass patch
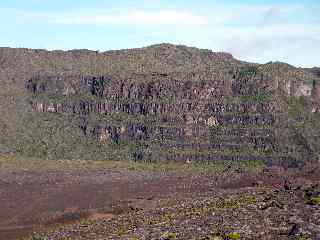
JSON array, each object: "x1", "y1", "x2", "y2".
[
  {"x1": 239, "y1": 94, "x2": 269, "y2": 104},
  {"x1": 310, "y1": 196, "x2": 320, "y2": 205},
  {"x1": 0, "y1": 154, "x2": 265, "y2": 173},
  {"x1": 225, "y1": 232, "x2": 241, "y2": 239},
  {"x1": 162, "y1": 232, "x2": 177, "y2": 240},
  {"x1": 239, "y1": 66, "x2": 257, "y2": 78}
]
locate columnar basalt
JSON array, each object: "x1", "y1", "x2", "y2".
[
  {"x1": 25, "y1": 68, "x2": 318, "y2": 166},
  {"x1": 1, "y1": 44, "x2": 319, "y2": 165}
]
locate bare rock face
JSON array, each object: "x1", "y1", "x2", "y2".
[{"x1": 1, "y1": 44, "x2": 320, "y2": 165}]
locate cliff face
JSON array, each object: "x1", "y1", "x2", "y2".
[{"x1": 0, "y1": 44, "x2": 319, "y2": 166}]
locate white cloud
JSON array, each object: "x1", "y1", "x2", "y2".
[
  {"x1": 46, "y1": 5, "x2": 320, "y2": 67},
  {"x1": 48, "y1": 5, "x2": 299, "y2": 27},
  {"x1": 0, "y1": 4, "x2": 318, "y2": 67},
  {"x1": 0, "y1": 4, "x2": 302, "y2": 27},
  {"x1": 50, "y1": 10, "x2": 208, "y2": 25},
  {"x1": 197, "y1": 23, "x2": 320, "y2": 67}
]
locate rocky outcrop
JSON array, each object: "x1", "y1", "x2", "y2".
[
  {"x1": 24, "y1": 71, "x2": 317, "y2": 166},
  {"x1": 1, "y1": 44, "x2": 320, "y2": 165}
]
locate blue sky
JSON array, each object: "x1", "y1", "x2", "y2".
[{"x1": 0, "y1": 0, "x2": 319, "y2": 67}]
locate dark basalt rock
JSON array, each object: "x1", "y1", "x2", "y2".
[
  {"x1": 1, "y1": 44, "x2": 320, "y2": 164},
  {"x1": 288, "y1": 224, "x2": 301, "y2": 236}
]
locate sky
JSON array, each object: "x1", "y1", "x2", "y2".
[{"x1": 0, "y1": 0, "x2": 319, "y2": 67}]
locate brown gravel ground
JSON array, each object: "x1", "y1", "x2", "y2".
[{"x1": 0, "y1": 156, "x2": 319, "y2": 240}]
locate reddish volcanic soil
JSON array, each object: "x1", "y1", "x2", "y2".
[{"x1": 0, "y1": 159, "x2": 319, "y2": 240}]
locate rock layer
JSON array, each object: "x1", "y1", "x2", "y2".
[{"x1": 1, "y1": 44, "x2": 320, "y2": 165}]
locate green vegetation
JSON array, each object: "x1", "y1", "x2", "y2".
[
  {"x1": 310, "y1": 196, "x2": 320, "y2": 205},
  {"x1": 242, "y1": 159, "x2": 265, "y2": 168},
  {"x1": 0, "y1": 43, "x2": 319, "y2": 168},
  {"x1": 35, "y1": 93, "x2": 66, "y2": 104},
  {"x1": 162, "y1": 212, "x2": 174, "y2": 224},
  {"x1": 239, "y1": 94, "x2": 269, "y2": 104},
  {"x1": 162, "y1": 232, "x2": 177, "y2": 240},
  {"x1": 297, "y1": 234, "x2": 307, "y2": 240},
  {"x1": 281, "y1": 94, "x2": 320, "y2": 161},
  {"x1": 285, "y1": 95, "x2": 311, "y2": 118},
  {"x1": 0, "y1": 154, "x2": 265, "y2": 173},
  {"x1": 183, "y1": 194, "x2": 259, "y2": 221},
  {"x1": 238, "y1": 66, "x2": 257, "y2": 78},
  {"x1": 116, "y1": 222, "x2": 136, "y2": 237},
  {"x1": 79, "y1": 218, "x2": 94, "y2": 226},
  {"x1": 225, "y1": 233, "x2": 241, "y2": 239}
]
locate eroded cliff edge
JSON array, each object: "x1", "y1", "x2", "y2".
[{"x1": 0, "y1": 43, "x2": 319, "y2": 166}]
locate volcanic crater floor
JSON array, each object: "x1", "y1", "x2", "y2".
[{"x1": 0, "y1": 157, "x2": 319, "y2": 240}]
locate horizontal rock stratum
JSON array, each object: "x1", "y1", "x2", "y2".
[{"x1": 0, "y1": 43, "x2": 319, "y2": 166}]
